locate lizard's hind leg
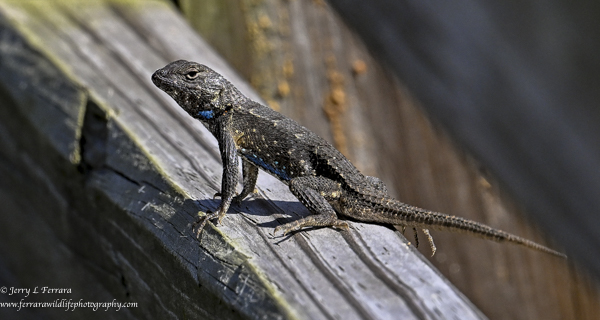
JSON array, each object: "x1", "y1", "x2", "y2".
[
  {"x1": 274, "y1": 176, "x2": 349, "y2": 236},
  {"x1": 422, "y1": 229, "x2": 437, "y2": 256},
  {"x1": 396, "y1": 226, "x2": 437, "y2": 256}
]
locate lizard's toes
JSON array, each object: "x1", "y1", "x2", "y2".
[
  {"x1": 191, "y1": 211, "x2": 221, "y2": 237},
  {"x1": 273, "y1": 225, "x2": 289, "y2": 237},
  {"x1": 232, "y1": 196, "x2": 244, "y2": 206},
  {"x1": 334, "y1": 221, "x2": 350, "y2": 230}
]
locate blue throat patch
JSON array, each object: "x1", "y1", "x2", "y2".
[{"x1": 197, "y1": 110, "x2": 215, "y2": 120}]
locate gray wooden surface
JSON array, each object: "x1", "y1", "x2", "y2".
[{"x1": 0, "y1": 1, "x2": 485, "y2": 319}]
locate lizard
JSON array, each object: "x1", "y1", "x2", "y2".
[{"x1": 151, "y1": 60, "x2": 565, "y2": 258}]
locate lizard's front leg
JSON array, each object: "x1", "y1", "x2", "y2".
[
  {"x1": 194, "y1": 120, "x2": 239, "y2": 236},
  {"x1": 274, "y1": 176, "x2": 349, "y2": 235},
  {"x1": 212, "y1": 159, "x2": 258, "y2": 204},
  {"x1": 234, "y1": 159, "x2": 258, "y2": 204}
]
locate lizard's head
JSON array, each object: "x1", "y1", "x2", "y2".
[{"x1": 152, "y1": 60, "x2": 239, "y2": 120}]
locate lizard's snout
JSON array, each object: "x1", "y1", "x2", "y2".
[
  {"x1": 151, "y1": 70, "x2": 163, "y2": 87},
  {"x1": 152, "y1": 69, "x2": 172, "y2": 91}
]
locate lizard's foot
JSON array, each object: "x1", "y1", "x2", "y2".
[
  {"x1": 412, "y1": 227, "x2": 419, "y2": 248},
  {"x1": 192, "y1": 211, "x2": 217, "y2": 238},
  {"x1": 232, "y1": 194, "x2": 247, "y2": 206},
  {"x1": 274, "y1": 216, "x2": 349, "y2": 236},
  {"x1": 192, "y1": 208, "x2": 227, "y2": 238},
  {"x1": 422, "y1": 229, "x2": 437, "y2": 257}
]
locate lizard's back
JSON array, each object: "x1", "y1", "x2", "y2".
[{"x1": 231, "y1": 100, "x2": 367, "y2": 188}]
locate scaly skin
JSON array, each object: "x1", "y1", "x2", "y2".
[{"x1": 152, "y1": 60, "x2": 565, "y2": 258}]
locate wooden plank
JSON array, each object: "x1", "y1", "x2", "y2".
[{"x1": 0, "y1": 0, "x2": 485, "y2": 319}]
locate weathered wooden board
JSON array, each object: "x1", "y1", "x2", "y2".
[{"x1": 0, "y1": 0, "x2": 484, "y2": 319}]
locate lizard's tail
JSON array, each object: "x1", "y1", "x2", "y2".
[
  {"x1": 430, "y1": 212, "x2": 565, "y2": 258},
  {"x1": 375, "y1": 201, "x2": 566, "y2": 258}
]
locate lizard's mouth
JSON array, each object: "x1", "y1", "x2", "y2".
[
  {"x1": 151, "y1": 71, "x2": 183, "y2": 100},
  {"x1": 151, "y1": 70, "x2": 170, "y2": 90}
]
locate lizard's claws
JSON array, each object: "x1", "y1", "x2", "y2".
[
  {"x1": 273, "y1": 225, "x2": 288, "y2": 237},
  {"x1": 273, "y1": 220, "x2": 349, "y2": 237},
  {"x1": 232, "y1": 195, "x2": 245, "y2": 206},
  {"x1": 192, "y1": 210, "x2": 223, "y2": 238}
]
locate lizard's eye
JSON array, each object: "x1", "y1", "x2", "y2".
[{"x1": 185, "y1": 70, "x2": 200, "y2": 80}]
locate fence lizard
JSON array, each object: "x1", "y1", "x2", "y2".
[{"x1": 152, "y1": 60, "x2": 565, "y2": 258}]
